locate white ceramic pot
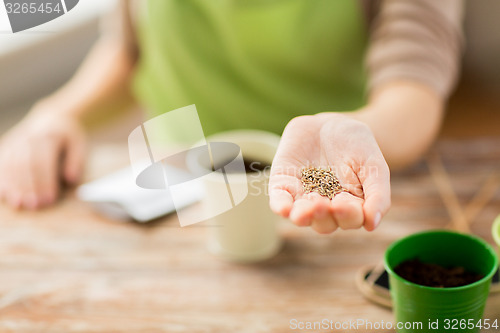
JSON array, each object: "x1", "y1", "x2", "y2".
[{"x1": 188, "y1": 130, "x2": 283, "y2": 262}]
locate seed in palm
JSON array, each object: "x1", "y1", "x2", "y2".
[{"x1": 300, "y1": 167, "x2": 346, "y2": 199}]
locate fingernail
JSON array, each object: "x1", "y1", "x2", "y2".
[{"x1": 374, "y1": 212, "x2": 382, "y2": 228}]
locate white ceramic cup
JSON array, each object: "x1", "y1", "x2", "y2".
[{"x1": 188, "y1": 130, "x2": 283, "y2": 262}]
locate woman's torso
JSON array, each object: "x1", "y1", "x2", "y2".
[{"x1": 132, "y1": 0, "x2": 368, "y2": 137}]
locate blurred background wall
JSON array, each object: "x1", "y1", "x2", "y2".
[
  {"x1": 443, "y1": 0, "x2": 500, "y2": 137},
  {"x1": 0, "y1": 0, "x2": 115, "y2": 134},
  {"x1": 462, "y1": 0, "x2": 500, "y2": 91}
]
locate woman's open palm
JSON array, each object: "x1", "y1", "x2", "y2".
[{"x1": 269, "y1": 113, "x2": 391, "y2": 234}]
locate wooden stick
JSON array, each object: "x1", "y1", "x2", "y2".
[
  {"x1": 443, "y1": 172, "x2": 500, "y2": 230},
  {"x1": 427, "y1": 151, "x2": 470, "y2": 233},
  {"x1": 464, "y1": 172, "x2": 500, "y2": 223}
]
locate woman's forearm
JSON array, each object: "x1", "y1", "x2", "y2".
[
  {"x1": 32, "y1": 36, "x2": 137, "y2": 129},
  {"x1": 350, "y1": 80, "x2": 445, "y2": 170}
]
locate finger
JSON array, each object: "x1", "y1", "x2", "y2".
[
  {"x1": 32, "y1": 140, "x2": 60, "y2": 207},
  {"x1": 0, "y1": 148, "x2": 6, "y2": 203},
  {"x1": 63, "y1": 131, "x2": 86, "y2": 185},
  {"x1": 0, "y1": 148, "x2": 20, "y2": 208},
  {"x1": 269, "y1": 189, "x2": 293, "y2": 217},
  {"x1": 268, "y1": 174, "x2": 302, "y2": 217},
  {"x1": 289, "y1": 192, "x2": 331, "y2": 227},
  {"x1": 360, "y1": 158, "x2": 391, "y2": 231},
  {"x1": 330, "y1": 192, "x2": 364, "y2": 230},
  {"x1": 304, "y1": 192, "x2": 338, "y2": 234},
  {"x1": 18, "y1": 145, "x2": 39, "y2": 210},
  {"x1": 310, "y1": 216, "x2": 338, "y2": 234},
  {"x1": 289, "y1": 198, "x2": 315, "y2": 227},
  {"x1": 7, "y1": 144, "x2": 36, "y2": 209},
  {"x1": 310, "y1": 200, "x2": 338, "y2": 234},
  {"x1": 7, "y1": 191, "x2": 23, "y2": 210}
]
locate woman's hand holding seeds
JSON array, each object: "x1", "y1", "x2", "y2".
[{"x1": 269, "y1": 113, "x2": 391, "y2": 234}]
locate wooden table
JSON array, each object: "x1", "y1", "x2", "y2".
[{"x1": 0, "y1": 137, "x2": 499, "y2": 333}]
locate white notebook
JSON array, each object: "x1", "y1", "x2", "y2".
[{"x1": 76, "y1": 164, "x2": 203, "y2": 223}]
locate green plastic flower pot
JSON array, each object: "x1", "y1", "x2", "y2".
[
  {"x1": 493, "y1": 215, "x2": 500, "y2": 258},
  {"x1": 385, "y1": 230, "x2": 498, "y2": 333}
]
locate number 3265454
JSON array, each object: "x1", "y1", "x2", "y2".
[{"x1": 5, "y1": 2, "x2": 62, "y2": 14}]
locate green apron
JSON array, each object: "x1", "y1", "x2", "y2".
[{"x1": 132, "y1": 0, "x2": 367, "y2": 138}]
